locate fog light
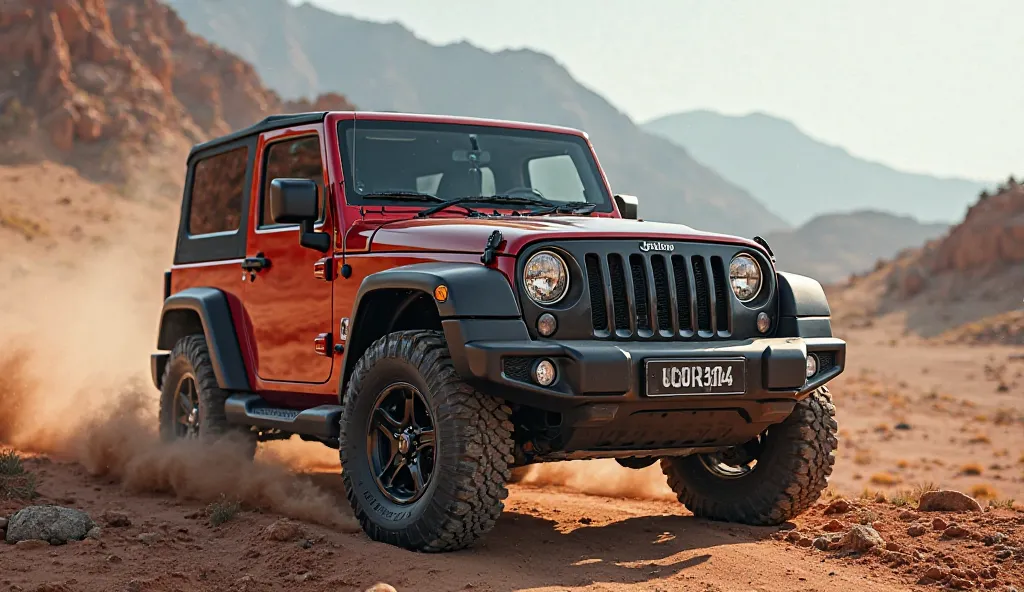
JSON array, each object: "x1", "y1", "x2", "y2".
[
  {"x1": 533, "y1": 359, "x2": 557, "y2": 386},
  {"x1": 756, "y1": 312, "x2": 771, "y2": 333},
  {"x1": 537, "y1": 313, "x2": 557, "y2": 336},
  {"x1": 806, "y1": 353, "x2": 819, "y2": 378}
]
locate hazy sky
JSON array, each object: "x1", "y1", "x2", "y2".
[{"x1": 298, "y1": 0, "x2": 1021, "y2": 181}]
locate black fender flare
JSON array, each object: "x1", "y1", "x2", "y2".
[
  {"x1": 154, "y1": 287, "x2": 250, "y2": 391},
  {"x1": 338, "y1": 262, "x2": 521, "y2": 397},
  {"x1": 775, "y1": 272, "x2": 833, "y2": 338}
]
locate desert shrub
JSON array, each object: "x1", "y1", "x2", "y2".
[{"x1": 207, "y1": 494, "x2": 241, "y2": 527}]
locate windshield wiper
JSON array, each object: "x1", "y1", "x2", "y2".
[
  {"x1": 360, "y1": 190, "x2": 445, "y2": 202},
  {"x1": 524, "y1": 201, "x2": 598, "y2": 216},
  {"x1": 417, "y1": 195, "x2": 549, "y2": 218}
]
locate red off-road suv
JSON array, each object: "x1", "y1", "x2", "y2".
[{"x1": 152, "y1": 111, "x2": 845, "y2": 552}]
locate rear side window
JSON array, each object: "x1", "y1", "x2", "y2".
[
  {"x1": 188, "y1": 147, "x2": 248, "y2": 235},
  {"x1": 260, "y1": 135, "x2": 325, "y2": 227}
]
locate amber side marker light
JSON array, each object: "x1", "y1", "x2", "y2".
[{"x1": 434, "y1": 284, "x2": 449, "y2": 302}]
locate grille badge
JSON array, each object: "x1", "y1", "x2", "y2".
[{"x1": 639, "y1": 240, "x2": 674, "y2": 252}]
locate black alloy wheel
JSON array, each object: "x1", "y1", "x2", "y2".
[{"x1": 366, "y1": 382, "x2": 437, "y2": 504}]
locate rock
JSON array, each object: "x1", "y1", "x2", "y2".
[
  {"x1": 943, "y1": 525, "x2": 971, "y2": 539},
  {"x1": 898, "y1": 510, "x2": 918, "y2": 522},
  {"x1": 265, "y1": 519, "x2": 302, "y2": 542},
  {"x1": 823, "y1": 499, "x2": 852, "y2": 515},
  {"x1": 947, "y1": 576, "x2": 973, "y2": 590},
  {"x1": 785, "y1": 530, "x2": 803, "y2": 543},
  {"x1": 993, "y1": 549, "x2": 1011, "y2": 560},
  {"x1": 365, "y1": 584, "x2": 398, "y2": 592},
  {"x1": 907, "y1": 523, "x2": 928, "y2": 537},
  {"x1": 932, "y1": 517, "x2": 949, "y2": 530},
  {"x1": 795, "y1": 536, "x2": 813, "y2": 548},
  {"x1": 822, "y1": 519, "x2": 845, "y2": 532},
  {"x1": 100, "y1": 510, "x2": 131, "y2": 528},
  {"x1": 5, "y1": 506, "x2": 95, "y2": 544},
  {"x1": 839, "y1": 525, "x2": 884, "y2": 553},
  {"x1": 982, "y1": 532, "x2": 1006, "y2": 546},
  {"x1": 0, "y1": 517, "x2": 8, "y2": 529},
  {"x1": 918, "y1": 490, "x2": 983, "y2": 513},
  {"x1": 895, "y1": 422, "x2": 912, "y2": 430},
  {"x1": 86, "y1": 527, "x2": 102, "y2": 540},
  {"x1": 15, "y1": 539, "x2": 51, "y2": 549},
  {"x1": 812, "y1": 536, "x2": 832, "y2": 551},
  {"x1": 137, "y1": 532, "x2": 161, "y2": 545},
  {"x1": 921, "y1": 565, "x2": 948, "y2": 583}
]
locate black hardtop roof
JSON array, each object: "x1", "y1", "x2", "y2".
[{"x1": 187, "y1": 112, "x2": 327, "y2": 160}]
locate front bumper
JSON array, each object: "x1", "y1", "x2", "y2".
[{"x1": 443, "y1": 318, "x2": 846, "y2": 455}]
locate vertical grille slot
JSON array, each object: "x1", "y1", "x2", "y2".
[
  {"x1": 711, "y1": 256, "x2": 729, "y2": 334},
  {"x1": 671, "y1": 255, "x2": 692, "y2": 332},
  {"x1": 691, "y1": 256, "x2": 712, "y2": 333},
  {"x1": 586, "y1": 254, "x2": 608, "y2": 332},
  {"x1": 629, "y1": 254, "x2": 650, "y2": 332},
  {"x1": 651, "y1": 255, "x2": 671, "y2": 332},
  {"x1": 608, "y1": 254, "x2": 630, "y2": 332}
]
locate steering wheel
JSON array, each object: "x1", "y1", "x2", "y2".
[{"x1": 502, "y1": 186, "x2": 547, "y2": 201}]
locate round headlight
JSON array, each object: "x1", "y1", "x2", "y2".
[
  {"x1": 523, "y1": 251, "x2": 569, "y2": 305},
  {"x1": 729, "y1": 254, "x2": 762, "y2": 302}
]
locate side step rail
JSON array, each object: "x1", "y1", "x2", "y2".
[{"x1": 224, "y1": 393, "x2": 341, "y2": 440}]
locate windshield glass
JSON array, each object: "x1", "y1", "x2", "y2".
[{"x1": 338, "y1": 118, "x2": 612, "y2": 211}]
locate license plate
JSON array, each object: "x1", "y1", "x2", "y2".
[{"x1": 645, "y1": 358, "x2": 746, "y2": 396}]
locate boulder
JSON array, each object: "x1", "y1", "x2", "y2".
[
  {"x1": 5, "y1": 505, "x2": 95, "y2": 544},
  {"x1": 839, "y1": 525, "x2": 884, "y2": 553},
  {"x1": 917, "y1": 490, "x2": 983, "y2": 513}
]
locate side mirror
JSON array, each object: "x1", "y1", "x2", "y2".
[
  {"x1": 613, "y1": 194, "x2": 639, "y2": 220},
  {"x1": 270, "y1": 178, "x2": 330, "y2": 252}
]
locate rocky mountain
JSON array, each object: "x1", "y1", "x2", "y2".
[
  {"x1": 829, "y1": 178, "x2": 1024, "y2": 339},
  {"x1": 764, "y1": 211, "x2": 948, "y2": 284},
  {"x1": 0, "y1": 0, "x2": 354, "y2": 193},
  {"x1": 166, "y1": 0, "x2": 789, "y2": 237},
  {"x1": 643, "y1": 110, "x2": 987, "y2": 226}
]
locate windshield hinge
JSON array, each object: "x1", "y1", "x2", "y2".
[{"x1": 481, "y1": 230, "x2": 504, "y2": 265}]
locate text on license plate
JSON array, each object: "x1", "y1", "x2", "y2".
[{"x1": 644, "y1": 359, "x2": 746, "y2": 396}]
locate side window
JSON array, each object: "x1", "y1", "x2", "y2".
[
  {"x1": 188, "y1": 146, "x2": 248, "y2": 235},
  {"x1": 527, "y1": 154, "x2": 585, "y2": 202},
  {"x1": 260, "y1": 135, "x2": 325, "y2": 227}
]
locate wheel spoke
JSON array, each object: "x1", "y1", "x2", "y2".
[
  {"x1": 409, "y1": 461, "x2": 426, "y2": 493},
  {"x1": 374, "y1": 406, "x2": 403, "y2": 432},
  {"x1": 416, "y1": 428, "x2": 435, "y2": 451},
  {"x1": 379, "y1": 455, "x2": 406, "y2": 487},
  {"x1": 401, "y1": 391, "x2": 415, "y2": 427},
  {"x1": 178, "y1": 392, "x2": 191, "y2": 415}
]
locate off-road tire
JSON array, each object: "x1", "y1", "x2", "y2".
[
  {"x1": 339, "y1": 330, "x2": 514, "y2": 552},
  {"x1": 158, "y1": 334, "x2": 257, "y2": 458},
  {"x1": 660, "y1": 386, "x2": 837, "y2": 525}
]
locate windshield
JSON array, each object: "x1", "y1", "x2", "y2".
[{"x1": 338, "y1": 118, "x2": 612, "y2": 211}]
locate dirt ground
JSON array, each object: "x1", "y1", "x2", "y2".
[{"x1": 0, "y1": 164, "x2": 1021, "y2": 591}]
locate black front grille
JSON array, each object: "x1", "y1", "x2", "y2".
[
  {"x1": 502, "y1": 357, "x2": 532, "y2": 382},
  {"x1": 586, "y1": 251, "x2": 732, "y2": 339}
]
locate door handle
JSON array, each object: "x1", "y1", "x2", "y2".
[
  {"x1": 241, "y1": 254, "x2": 271, "y2": 271},
  {"x1": 242, "y1": 253, "x2": 270, "y2": 282}
]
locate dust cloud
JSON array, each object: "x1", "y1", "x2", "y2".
[
  {"x1": 517, "y1": 460, "x2": 675, "y2": 502},
  {"x1": 0, "y1": 222, "x2": 356, "y2": 530}
]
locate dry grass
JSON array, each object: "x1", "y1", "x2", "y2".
[
  {"x1": 960, "y1": 463, "x2": 984, "y2": 476},
  {"x1": 896, "y1": 459, "x2": 910, "y2": 469},
  {"x1": 854, "y1": 450, "x2": 873, "y2": 466},
  {"x1": 970, "y1": 483, "x2": 999, "y2": 500},
  {"x1": 988, "y1": 498, "x2": 1016, "y2": 510},
  {"x1": 870, "y1": 472, "x2": 901, "y2": 486},
  {"x1": 967, "y1": 433, "x2": 992, "y2": 445},
  {"x1": 207, "y1": 494, "x2": 242, "y2": 527},
  {"x1": 0, "y1": 210, "x2": 49, "y2": 241},
  {"x1": 0, "y1": 449, "x2": 38, "y2": 500}
]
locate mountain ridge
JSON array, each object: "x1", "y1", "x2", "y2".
[{"x1": 644, "y1": 110, "x2": 987, "y2": 225}]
